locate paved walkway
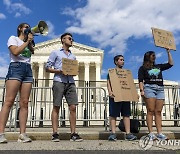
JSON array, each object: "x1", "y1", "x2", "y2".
[
  {"x1": 4, "y1": 126, "x2": 180, "y2": 140},
  {"x1": 0, "y1": 127, "x2": 179, "y2": 152}
]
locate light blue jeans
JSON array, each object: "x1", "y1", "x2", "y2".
[{"x1": 144, "y1": 84, "x2": 165, "y2": 99}]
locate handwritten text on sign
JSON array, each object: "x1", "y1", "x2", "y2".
[
  {"x1": 62, "y1": 58, "x2": 79, "y2": 75},
  {"x1": 152, "y1": 27, "x2": 176, "y2": 50}
]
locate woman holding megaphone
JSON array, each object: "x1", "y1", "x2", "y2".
[{"x1": 0, "y1": 23, "x2": 34, "y2": 143}]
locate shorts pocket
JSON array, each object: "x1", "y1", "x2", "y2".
[{"x1": 10, "y1": 62, "x2": 21, "y2": 68}]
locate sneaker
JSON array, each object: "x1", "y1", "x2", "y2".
[
  {"x1": 125, "y1": 133, "x2": 137, "y2": 141},
  {"x1": 51, "y1": 133, "x2": 60, "y2": 142},
  {"x1": 148, "y1": 133, "x2": 157, "y2": 141},
  {"x1": 157, "y1": 133, "x2": 168, "y2": 140},
  {"x1": 70, "y1": 133, "x2": 83, "y2": 142},
  {"x1": 17, "y1": 133, "x2": 32, "y2": 143},
  {"x1": 0, "y1": 133, "x2": 8, "y2": 143},
  {"x1": 108, "y1": 133, "x2": 117, "y2": 141}
]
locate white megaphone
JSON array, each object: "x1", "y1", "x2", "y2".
[
  {"x1": 24, "y1": 20, "x2": 49, "y2": 47},
  {"x1": 31, "y1": 20, "x2": 48, "y2": 36}
]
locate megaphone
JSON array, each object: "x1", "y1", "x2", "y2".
[
  {"x1": 23, "y1": 20, "x2": 48, "y2": 48},
  {"x1": 24, "y1": 20, "x2": 48, "y2": 36},
  {"x1": 31, "y1": 20, "x2": 48, "y2": 36}
]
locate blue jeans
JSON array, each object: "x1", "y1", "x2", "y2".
[
  {"x1": 144, "y1": 84, "x2": 165, "y2": 99},
  {"x1": 5, "y1": 62, "x2": 33, "y2": 83}
]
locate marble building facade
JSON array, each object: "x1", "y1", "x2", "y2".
[{"x1": 31, "y1": 37, "x2": 104, "y2": 87}]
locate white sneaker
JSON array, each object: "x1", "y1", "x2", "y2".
[
  {"x1": 0, "y1": 133, "x2": 8, "y2": 143},
  {"x1": 148, "y1": 133, "x2": 157, "y2": 141},
  {"x1": 17, "y1": 133, "x2": 32, "y2": 143}
]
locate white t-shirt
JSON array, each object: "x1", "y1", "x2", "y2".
[{"x1": 7, "y1": 36, "x2": 31, "y2": 64}]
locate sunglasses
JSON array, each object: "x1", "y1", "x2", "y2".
[
  {"x1": 64, "y1": 37, "x2": 74, "y2": 41},
  {"x1": 24, "y1": 25, "x2": 30, "y2": 29}
]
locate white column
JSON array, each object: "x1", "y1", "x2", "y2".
[
  {"x1": 38, "y1": 63, "x2": 44, "y2": 79},
  {"x1": 49, "y1": 72, "x2": 54, "y2": 87},
  {"x1": 96, "y1": 62, "x2": 101, "y2": 81},
  {"x1": 84, "y1": 62, "x2": 90, "y2": 81},
  {"x1": 49, "y1": 73, "x2": 54, "y2": 80},
  {"x1": 95, "y1": 63, "x2": 101, "y2": 103},
  {"x1": 37, "y1": 63, "x2": 45, "y2": 108},
  {"x1": 74, "y1": 62, "x2": 79, "y2": 81},
  {"x1": 31, "y1": 62, "x2": 35, "y2": 79}
]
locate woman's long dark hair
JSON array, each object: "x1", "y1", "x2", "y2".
[
  {"x1": 17, "y1": 23, "x2": 30, "y2": 36},
  {"x1": 143, "y1": 51, "x2": 155, "y2": 69}
]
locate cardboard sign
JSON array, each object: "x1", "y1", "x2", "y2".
[
  {"x1": 152, "y1": 27, "x2": 176, "y2": 50},
  {"x1": 108, "y1": 68, "x2": 139, "y2": 102},
  {"x1": 62, "y1": 58, "x2": 79, "y2": 75}
]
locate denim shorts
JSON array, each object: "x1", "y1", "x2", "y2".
[
  {"x1": 144, "y1": 84, "x2": 165, "y2": 99},
  {"x1": 109, "y1": 97, "x2": 131, "y2": 117},
  {"x1": 5, "y1": 62, "x2": 33, "y2": 83},
  {"x1": 52, "y1": 81, "x2": 78, "y2": 106}
]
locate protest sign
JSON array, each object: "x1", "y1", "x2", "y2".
[
  {"x1": 152, "y1": 27, "x2": 176, "y2": 50},
  {"x1": 108, "y1": 68, "x2": 139, "y2": 102},
  {"x1": 62, "y1": 58, "x2": 79, "y2": 75}
]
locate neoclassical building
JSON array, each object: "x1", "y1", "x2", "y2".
[{"x1": 31, "y1": 38, "x2": 104, "y2": 87}]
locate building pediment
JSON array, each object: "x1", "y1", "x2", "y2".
[{"x1": 34, "y1": 37, "x2": 104, "y2": 55}]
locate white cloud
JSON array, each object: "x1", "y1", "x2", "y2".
[
  {"x1": 129, "y1": 55, "x2": 143, "y2": 63},
  {"x1": 156, "y1": 52, "x2": 163, "y2": 58},
  {"x1": 129, "y1": 51, "x2": 163, "y2": 64},
  {"x1": 0, "y1": 66, "x2": 8, "y2": 78},
  {"x1": 3, "y1": 0, "x2": 31, "y2": 17},
  {"x1": 3, "y1": 0, "x2": 10, "y2": 5},
  {"x1": 46, "y1": 21, "x2": 60, "y2": 39},
  {"x1": 174, "y1": 35, "x2": 180, "y2": 46},
  {"x1": 0, "y1": 13, "x2": 6, "y2": 19},
  {"x1": 64, "y1": 0, "x2": 180, "y2": 55},
  {"x1": 15, "y1": 12, "x2": 21, "y2": 17},
  {"x1": 62, "y1": 7, "x2": 76, "y2": 16}
]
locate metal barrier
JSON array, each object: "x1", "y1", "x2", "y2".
[
  {"x1": 129, "y1": 85, "x2": 180, "y2": 127},
  {"x1": 0, "y1": 85, "x2": 108, "y2": 131},
  {"x1": 0, "y1": 79, "x2": 180, "y2": 132}
]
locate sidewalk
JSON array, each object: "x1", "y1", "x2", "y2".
[
  {"x1": 1, "y1": 127, "x2": 180, "y2": 152},
  {"x1": 4, "y1": 126, "x2": 180, "y2": 141}
]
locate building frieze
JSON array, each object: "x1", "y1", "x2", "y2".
[{"x1": 34, "y1": 37, "x2": 104, "y2": 54}]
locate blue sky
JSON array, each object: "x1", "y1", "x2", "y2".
[{"x1": 0, "y1": 0, "x2": 179, "y2": 83}]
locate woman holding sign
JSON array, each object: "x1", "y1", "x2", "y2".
[{"x1": 138, "y1": 48, "x2": 173, "y2": 140}]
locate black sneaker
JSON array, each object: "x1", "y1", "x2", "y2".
[
  {"x1": 51, "y1": 133, "x2": 60, "y2": 142},
  {"x1": 70, "y1": 133, "x2": 83, "y2": 142}
]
